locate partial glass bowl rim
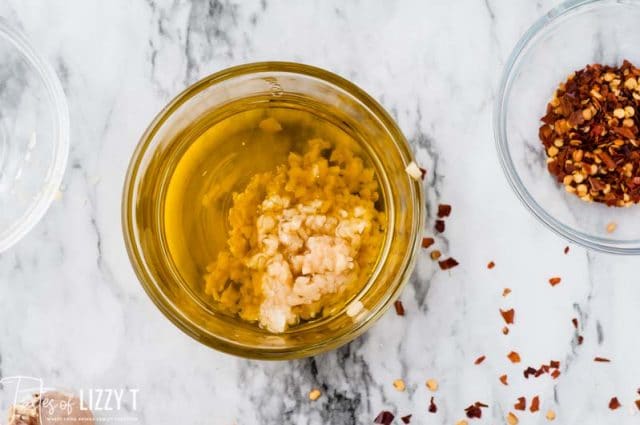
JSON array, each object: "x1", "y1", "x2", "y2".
[
  {"x1": 122, "y1": 61, "x2": 425, "y2": 359},
  {"x1": 494, "y1": 0, "x2": 640, "y2": 255},
  {"x1": 0, "y1": 19, "x2": 69, "y2": 252}
]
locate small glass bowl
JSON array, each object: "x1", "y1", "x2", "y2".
[
  {"x1": 122, "y1": 62, "x2": 424, "y2": 359},
  {"x1": 0, "y1": 20, "x2": 69, "y2": 252},
  {"x1": 495, "y1": 0, "x2": 640, "y2": 254}
]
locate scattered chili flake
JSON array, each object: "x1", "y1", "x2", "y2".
[
  {"x1": 401, "y1": 414, "x2": 412, "y2": 424},
  {"x1": 435, "y1": 220, "x2": 445, "y2": 233},
  {"x1": 507, "y1": 351, "x2": 521, "y2": 363},
  {"x1": 419, "y1": 167, "x2": 427, "y2": 180},
  {"x1": 609, "y1": 397, "x2": 621, "y2": 410},
  {"x1": 514, "y1": 397, "x2": 526, "y2": 411},
  {"x1": 438, "y1": 257, "x2": 459, "y2": 270},
  {"x1": 374, "y1": 411, "x2": 395, "y2": 425},
  {"x1": 474, "y1": 355, "x2": 486, "y2": 365},
  {"x1": 428, "y1": 397, "x2": 437, "y2": 413},
  {"x1": 564, "y1": 246, "x2": 570, "y2": 254},
  {"x1": 502, "y1": 288, "x2": 512, "y2": 297},
  {"x1": 550, "y1": 360, "x2": 560, "y2": 369},
  {"x1": 308, "y1": 389, "x2": 322, "y2": 401},
  {"x1": 487, "y1": 261, "x2": 495, "y2": 269},
  {"x1": 507, "y1": 412, "x2": 519, "y2": 425},
  {"x1": 430, "y1": 250, "x2": 442, "y2": 260},
  {"x1": 394, "y1": 300, "x2": 405, "y2": 316},
  {"x1": 577, "y1": 335, "x2": 584, "y2": 345},
  {"x1": 551, "y1": 370, "x2": 561, "y2": 379},
  {"x1": 635, "y1": 399, "x2": 640, "y2": 411},
  {"x1": 426, "y1": 379, "x2": 438, "y2": 392},
  {"x1": 530, "y1": 396, "x2": 540, "y2": 413},
  {"x1": 571, "y1": 318, "x2": 578, "y2": 329},
  {"x1": 499, "y1": 374, "x2": 508, "y2": 385},
  {"x1": 523, "y1": 363, "x2": 553, "y2": 378},
  {"x1": 594, "y1": 357, "x2": 611, "y2": 362},
  {"x1": 464, "y1": 404, "x2": 483, "y2": 419},
  {"x1": 500, "y1": 308, "x2": 515, "y2": 325},
  {"x1": 545, "y1": 409, "x2": 556, "y2": 421},
  {"x1": 523, "y1": 367, "x2": 537, "y2": 379},
  {"x1": 393, "y1": 379, "x2": 406, "y2": 391},
  {"x1": 502, "y1": 326, "x2": 510, "y2": 335},
  {"x1": 437, "y1": 204, "x2": 452, "y2": 218},
  {"x1": 421, "y1": 237, "x2": 435, "y2": 249},
  {"x1": 548, "y1": 277, "x2": 562, "y2": 286}
]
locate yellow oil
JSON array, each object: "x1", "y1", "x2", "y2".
[{"x1": 160, "y1": 100, "x2": 387, "y2": 321}]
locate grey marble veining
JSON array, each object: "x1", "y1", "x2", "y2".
[{"x1": 0, "y1": 1, "x2": 639, "y2": 424}]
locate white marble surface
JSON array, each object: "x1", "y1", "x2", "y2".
[{"x1": 1, "y1": 0, "x2": 640, "y2": 424}]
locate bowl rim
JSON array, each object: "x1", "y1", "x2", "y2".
[
  {"x1": 494, "y1": 0, "x2": 640, "y2": 255},
  {"x1": 122, "y1": 61, "x2": 425, "y2": 359},
  {"x1": 0, "y1": 19, "x2": 70, "y2": 253}
]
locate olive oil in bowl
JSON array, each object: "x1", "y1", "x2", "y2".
[{"x1": 123, "y1": 63, "x2": 423, "y2": 358}]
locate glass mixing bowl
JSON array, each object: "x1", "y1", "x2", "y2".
[
  {"x1": 123, "y1": 62, "x2": 424, "y2": 359},
  {"x1": 495, "y1": 0, "x2": 640, "y2": 254},
  {"x1": 0, "y1": 19, "x2": 69, "y2": 252}
]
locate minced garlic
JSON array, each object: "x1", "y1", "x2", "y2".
[{"x1": 204, "y1": 137, "x2": 385, "y2": 333}]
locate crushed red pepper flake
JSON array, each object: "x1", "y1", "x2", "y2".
[
  {"x1": 539, "y1": 61, "x2": 640, "y2": 207},
  {"x1": 421, "y1": 237, "x2": 435, "y2": 249},
  {"x1": 394, "y1": 300, "x2": 405, "y2": 316},
  {"x1": 437, "y1": 204, "x2": 452, "y2": 218},
  {"x1": 499, "y1": 374, "x2": 508, "y2": 385},
  {"x1": 374, "y1": 411, "x2": 395, "y2": 425},
  {"x1": 431, "y1": 250, "x2": 442, "y2": 260},
  {"x1": 428, "y1": 397, "x2": 437, "y2": 413},
  {"x1": 635, "y1": 399, "x2": 640, "y2": 411},
  {"x1": 464, "y1": 402, "x2": 487, "y2": 419},
  {"x1": 523, "y1": 367, "x2": 537, "y2": 379},
  {"x1": 435, "y1": 220, "x2": 445, "y2": 233},
  {"x1": 465, "y1": 405, "x2": 482, "y2": 419},
  {"x1": 507, "y1": 351, "x2": 521, "y2": 363},
  {"x1": 401, "y1": 414, "x2": 412, "y2": 424},
  {"x1": 474, "y1": 355, "x2": 486, "y2": 365},
  {"x1": 548, "y1": 277, "x2": 562, "y2": 286},
  {"x1": 546, "y1": 410, "x2": 556, "y2": 421},
  {"x1": 502, "y1": 288, "x2": 512, "y2": 297},
  {"x1": 500, "y1": 308, "x2": 515, "y2": 325},
  {"x1": 571, "y1": 318, "x2": 578, "y2": 329},
  {"x1": 439, "y1": 258, "x2": 459, "y2": 270},
  {"x1": 550, "y1": 360, "x2": 560, "y2": 369},
  {"x1": 577, "y1": 335, "x2": 584, "y2": 345},
  {"x1": 551, "y1": 370, "x2": 561, "y2": 379},
  {"x1": 487, "y1": 261, "x2": 495, "y2": 269},
  {"x1": 419, "y1": 167, "x2": 427, "y2": 180},
  {"x1": 609, "y1": 397, "x2": 621, "y2": 410},
  {"x1": 530, "y1": 396, "x2": 540, "y2": 413},
  {"x1": 594, "y1": 357, "x2": 611, "y2": 362},
  {"x1": 502, "y1": 326, "x2": 510, "y2": 335},
  {"x1": 514, "y1": 397, "x2": 526, "y2": 411},
  {"x1": 564, "y1": 246, "x2": 570, "y2": 254}
]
